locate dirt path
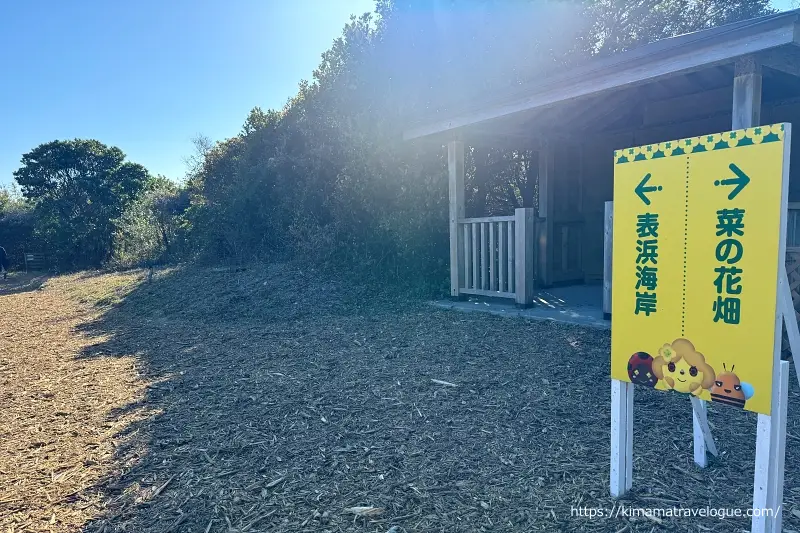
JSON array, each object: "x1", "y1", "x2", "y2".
[
  {"x1": 0, "y1": 266, "x2": 799, "y2": 532},
  {"x1": 0, "y1": 274, "x2": 148, "y2": 532}
]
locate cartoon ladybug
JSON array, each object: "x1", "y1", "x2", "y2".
[{"x1": 627, "y1": 352, "x2": 658, "y2": 388}]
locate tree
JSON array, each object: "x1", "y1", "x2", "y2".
[
  {"x1": 376, "y1": 0, "x2": 773, "y2": 216},
  {"x1": 183, "y1": 134, "x2": 213, "y2": 187},
  {"x1": 13, "y1": 139, "x2": 149, "y2": 269},
  {"x1": 113, "y1": 175, "x2": 189, "y2": 267},
  {"x1": 180, "y1": 0, "x2": 776, "y2": 287},
  {"x1": 586, "y1": 0, "x2": 774, "y2": 56},
  {"x1": 0, "y1": 184, "x2": 35, "y2": 268}
]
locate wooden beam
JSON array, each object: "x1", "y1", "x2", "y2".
[
  {"x1": 460, "y1": 129, "x2": 544, "y2": 151},
  {"x1": 644, "y1": 85, "x2": 733, "y2": 126},
  {"x1": 760, "y1": 45, "x2": 800, "y2": 77},
  {"x1": 486, "y1": 85, "x2": 800, "y2": 153},
  {"x1": 405, "y1": 19, "x2": 797, "y2": 140},
  {"x1": 554, "y1": 90, "x2": 640, "y2": 131},
  {"x1": 448, "y1": 141, "x2": 465, "y2": 297},
  {"x1": 536, "y1": 145, "x2": 554, "y2": 287},
  {"x1": 502, "y1": 83, "x2": 731, "y2": 142},
  {"x1": 732, "y1": 55, "x2": 762, "y2": 129}
]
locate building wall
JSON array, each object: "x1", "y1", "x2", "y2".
[
  {"x1": 765, "y1": 100, "x2": 800, "y2": 202},
  {"x1": 577, "y1": 103, "x2": 800, "y2": 283}
]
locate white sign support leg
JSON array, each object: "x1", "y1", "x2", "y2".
[
  {"x1": 752, "y1": 361, "x2": 789, "y2": 533},
  {"x1": 610, "y1": 379, "x2": 633, "y2": 497},
  {"x1": 769, "y1": 361, "x2": 789, "y2": 533},
  {"x1": 690, "y1": 397, "x2": 718, "y2": 468},
  {"x1": 753, "y1": 412, "x2": 772, "y2": 533},
  {"x1": 780, "y1": 268, "x2": 800, "y2": 388},
  {"x1": 625, "y1": 382, "x2": 633, "y2": 493},
  {"x1": 753, "y1": 269, "x2": 794, "y2": 533}
]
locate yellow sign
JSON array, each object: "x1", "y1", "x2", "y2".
[{"x1": 610, "y1": 124, "x2": 791, "y2": 415}]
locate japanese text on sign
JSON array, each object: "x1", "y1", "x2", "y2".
[{"x1": 610, "y1": 124, "x2": 790, "y2": 416}]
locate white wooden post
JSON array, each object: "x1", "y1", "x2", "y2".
[
  {"x1": 625, "y1": 380, "x2": 633, "y2": 493},
  {"x1": 463, "y1": 224, "x2": 471, "y2": 290},
  {"x1": 448, "y1": 141, "x2": 465, "y2": 298},
  {"x1": 480, "y1": 223, "x2": 488, "y2": 290},
  {"x1": 759, "y1": 267, "x2": 800, "y2": 533},
  {"x1": 690, "y1": 396, "x2": 718, "y2": 468},
  {"x1": 536, "y1": 146, "x2": 554, "y2": 287},
  {"x1": 753, "y1": 362, "x2": 789, "y2": 533},
  {"x1": 753, "y1": 411, "x2": 772, "y2": 533},
  {"x1": 472, "y1": 223, "x2": 479, "y2": 290},
  {"x1": 769, "y1": 361, "x2": 790, "y2": 533},
  {"x1": 515, "y1": 208, "x2": 536, "y2": 307},
  {"x1": 506, "y1": 222, "x2": 514, "y2": 293},
  {"x1": 603, "y1": 201, "x2": 613, "y2": 320},
  {"x1": 753, "y1": 229, "x2": 790, "y2": 533},
  {"x1": 490, "y1": 224, "x2": 497, "y2": 291},
  {"x1": 610, "y1": 379, "x2": 633, "y2": 497},
  {"x1": 499, "y1": 222, "x2": 506, "y2": 292}
]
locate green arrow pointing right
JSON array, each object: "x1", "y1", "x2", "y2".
[{"x1": 714, "y1": 163, "x2": 750, "y2": 200}]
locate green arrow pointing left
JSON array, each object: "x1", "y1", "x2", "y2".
[{"x1": 635, "y1": 173, "x2": 663, "y2": 206}]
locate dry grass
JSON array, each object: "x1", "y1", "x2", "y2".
[
  {"x1": 0, "y1": 264, "x2": 799, "y2": 532},
  {"x1": 0, "y1": 273, "x2": 151, "y2": 532}
]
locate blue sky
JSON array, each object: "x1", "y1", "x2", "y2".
[
  {"x1": 0, "y1": 1, "x2": 796, "y2": 186},
  {"x1": 0, "y1": 0, "x2": 374, "y2": 185}
]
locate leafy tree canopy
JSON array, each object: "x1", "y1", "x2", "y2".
[{"x1": 13, "y1": 139, "x2": 149, "y2": 268}]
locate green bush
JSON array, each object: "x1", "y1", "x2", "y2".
[{"x1": 112, "y1": 176, "x2": 190, "y2": 268}]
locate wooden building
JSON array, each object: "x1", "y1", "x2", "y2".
[{"x1": 404, "y1": 9, "x2": 800, "y2": 308}]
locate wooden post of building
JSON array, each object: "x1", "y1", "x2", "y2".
[
  {"x1": 733, "y1": 55, "x2": 762, "y2": 130},
  {"x1": 515, "y1": 208, "x2": 536, "y2": 307},
  {"x1": 603, "y1": 201, "x2": 613, "y2": 320},
  {"x1": 536, "y1": 145, "x2": 554, "y2": 287},
  {"x1": 448, "y1": 141, "x2": 465, "y2": 298}
]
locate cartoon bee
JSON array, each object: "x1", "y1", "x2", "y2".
[
  {"x1": 652, "y1": 339, "x2": 716, "y2": 396},
  {"x1": 710, "y1": 363, "x2": 754, "y2": 409}
]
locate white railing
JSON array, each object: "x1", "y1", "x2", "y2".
[
  {"x1": 460, "y1": 215, "x2": 515, "y2": 298},
  {"x1": 455, "y1": 208, "x2": 536, "y2": 305}
]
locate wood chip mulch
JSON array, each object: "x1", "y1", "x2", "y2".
[{"x1": 1, "y1": 265, "x2": 799, "y2": 532}]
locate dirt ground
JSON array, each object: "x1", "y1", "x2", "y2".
[{"x1": 1, "y1": 265, "x2": 799, "y2": 533}]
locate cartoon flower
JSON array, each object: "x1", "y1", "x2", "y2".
[
  {"x1": 658, "y1": 343, "x2": 675, "y2": 361},
  {"x1": 726, "y1": 130, "x2": 746, "y2": 148},
  {"x1": 747, "y1": 126, "x2": 766, "y2": 144},
  {"x1": 658, "y1": 141, "x2": 675, "y2": 157},
  {"x1": 700, "y1": 133, "x2": 723, "y2": 151}
]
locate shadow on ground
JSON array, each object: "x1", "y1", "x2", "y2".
[
  {"x1": 0, "y1": 273, "x2": 48, "y2": 296},
  {"x1": 69, "y1": 263, "x2": 800, "y2": 533}
]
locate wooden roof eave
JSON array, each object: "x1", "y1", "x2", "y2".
[{"x1": 403, "y1": 10, "x2": 800, "y2": 142}]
